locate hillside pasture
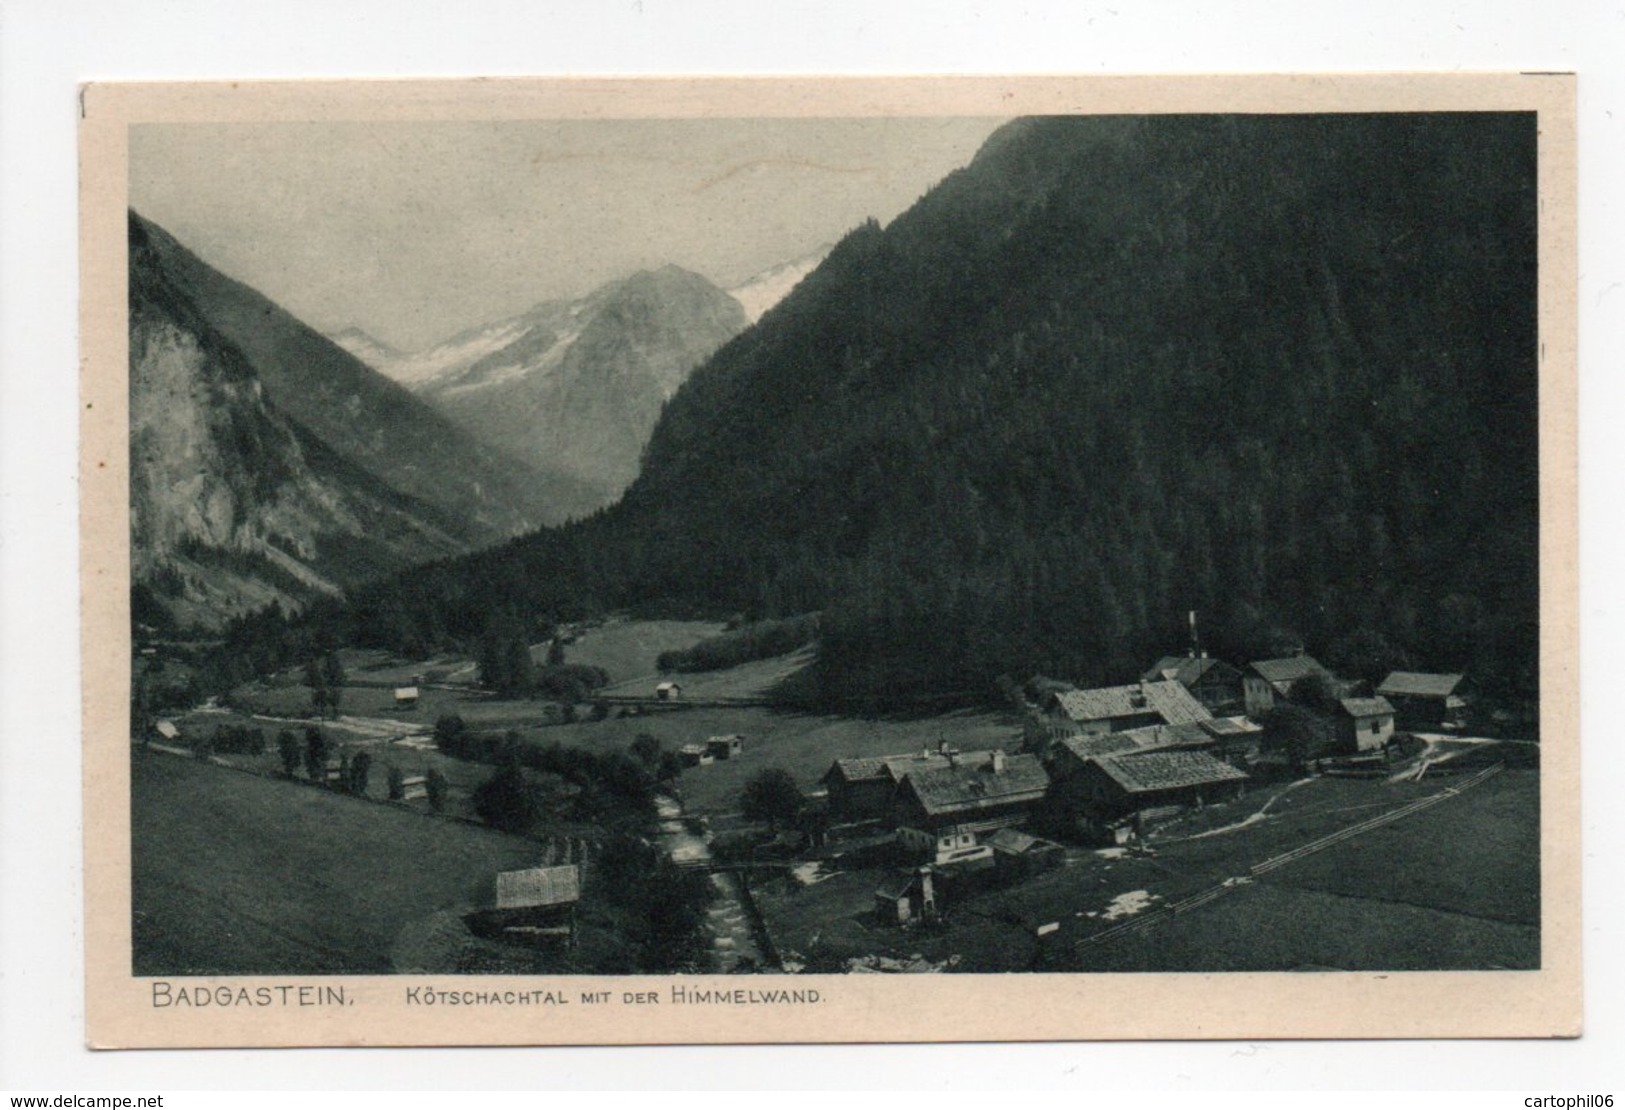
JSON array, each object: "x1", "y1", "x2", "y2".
[{"x1": 131, "y1": 751, "x2": 555, "y2": 975}]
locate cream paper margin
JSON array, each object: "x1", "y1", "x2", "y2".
[{"x1": 79, "y1": 73, "x2": 1579, "y2": 1048}]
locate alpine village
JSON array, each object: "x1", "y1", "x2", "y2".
[{"x1": 128, "y1": 113, "x2": 1540, "y2": 978}]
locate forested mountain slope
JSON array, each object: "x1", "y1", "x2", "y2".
[{"x1": 337, "y1": 113, "x2": 1539, "y2": 705}]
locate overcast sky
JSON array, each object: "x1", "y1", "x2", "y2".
[{"x1": 130, "y1": 117, "x2": 1007, "y2": 352}]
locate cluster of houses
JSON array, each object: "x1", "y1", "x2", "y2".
[{"x1": 821, "y1": 633, "x2": 1470, "y2": 926}]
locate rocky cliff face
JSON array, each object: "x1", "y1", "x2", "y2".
[
  {"x1": 129, "y1": 215, "x2": 479, "y2": 630},
  {"x1": 133, "y1": 214, "x2": 580, "y2": 538}
]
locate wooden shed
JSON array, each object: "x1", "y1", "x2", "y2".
[
  {"x1": 873, "y1": 867, "x2": 937, "y2": 926},
  {"x1": 1338, "y1": 696, "x2": 1397, "y2": 752},
  {"x1": 705, "y1": 734, "x2": 744, "y2": 760}
]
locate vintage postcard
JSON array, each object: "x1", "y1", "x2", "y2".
[{"x1": 80, "y1": 74, "x2": 1578, "y2": 1048}]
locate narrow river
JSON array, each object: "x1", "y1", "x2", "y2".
[{"x1": 654, "y1": 795, "x2": 769, "y2": 972}]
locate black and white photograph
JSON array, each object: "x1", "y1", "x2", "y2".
[{"x1": 75, "y1": 74, "x2": 1578, "y2": 1047}]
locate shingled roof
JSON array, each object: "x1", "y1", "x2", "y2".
[
  {"x1": 1248, "y1": 655, "x2": 1334, "y2": 695},
  {"x1": 1376, "y1": 672, "x2": 1466, "y2": 698},
  {"x1": 1048, "y1": 680, "x2": 1213, "y2": 725},
  {"x1": 1339, "y1": 696, "x2": 1396, "y2": 719},
  {"x1": 900, "y1": 753, "x2": 1050, "y2": 818},
  {"x1": 1089, "y1": 750, "x2": 1249, "y2": 795},
  {"x1": 495, "y1": 865, "x2": 580, "y2": 910},
  {"x1": 827, "y1": 749, "x2": 1000, "y2": 786}
]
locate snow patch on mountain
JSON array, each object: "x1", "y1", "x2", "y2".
[{"x1": 728, "y1": 244, "x2": 833, "y2": 323}]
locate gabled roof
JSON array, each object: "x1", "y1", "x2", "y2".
[
  {"x1": 827, "y1": 749, "x2": 1001, "y2": 786},
  {"x1": 1048, "y1": 680, "x2": 1213, "y2": 725},
  {"x1": 1140, "y1": 655, "x2": 1240, "y2": 686},
  {"x1": 394, "y1": 686, "x2": 419, "y2": 698},
  {"x1": 1339, "y1": 696, "x2": 1396, "y2": 719},
  {"x1": 1247, "y1": 655, "x2": 1333, "y2": 694},
  {"x1": 154, "y1": 720, "x2": 180, "y2": 740},
  {"x1": 901, "y1": 754, "x2": 1050, "y2": 818},
  {"x1": 874, "y1": 870, "x2": 918, "y2": 901},
  {"x1": 825, "y1": 757, "x2": 887, "y2": 783},
  {"x1": 1376, "y1": 672, "x2": 1466, "y2": 698},
  {"x1": 1089, "y1": 750, "x2": 1250, "y2": 795},
  {"x1": 495, "y1": 865, "x2": 580, "y2": 910}
]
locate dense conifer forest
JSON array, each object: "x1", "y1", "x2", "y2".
[{"x1": 201, "y1": 113, "x2": 1539, "y2": 709}]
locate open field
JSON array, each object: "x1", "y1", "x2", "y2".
[
  {"x1": 600, "y1": 646, "x2": 817, "y2": 701},
  {"x1": 131, "y1": 751, "x2": 571, "y2": 975},
  {"x1": 557, "y1": 617, "x2": 724, "y2": 686}
]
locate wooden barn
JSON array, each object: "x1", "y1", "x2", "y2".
[
  {"x1": 1376, "y1": 672, "x2": 1468, "y2": 730},
  {"x1": 654, "y1": 681, "x2": 682, "y2": 701},
  {"x1": 822, "y1": 757, "x2": 896, "y2": 822},
  {"x1": 1338, "y1": 696, "x2": 1397, "y2": 752},
  {"x1": 393, "y1": 686, "x2": 419, "y2": 709},
  {"x1": 679, "y1": 743, "x2": 713, "y2": 767},
  {"x1": 1071, "y1": 749, "x2": 1249, "y2": 823},
  {"x1": 469, "y1": 865, "x2": 581, "y2": 947}
]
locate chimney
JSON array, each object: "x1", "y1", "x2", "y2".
[
  {"x1": 990, "y1": 750, "x2": 1007, "y2": 773},
  {"x1": 1189, "y1": 610, "x2": 1200, "y2": 658}
]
